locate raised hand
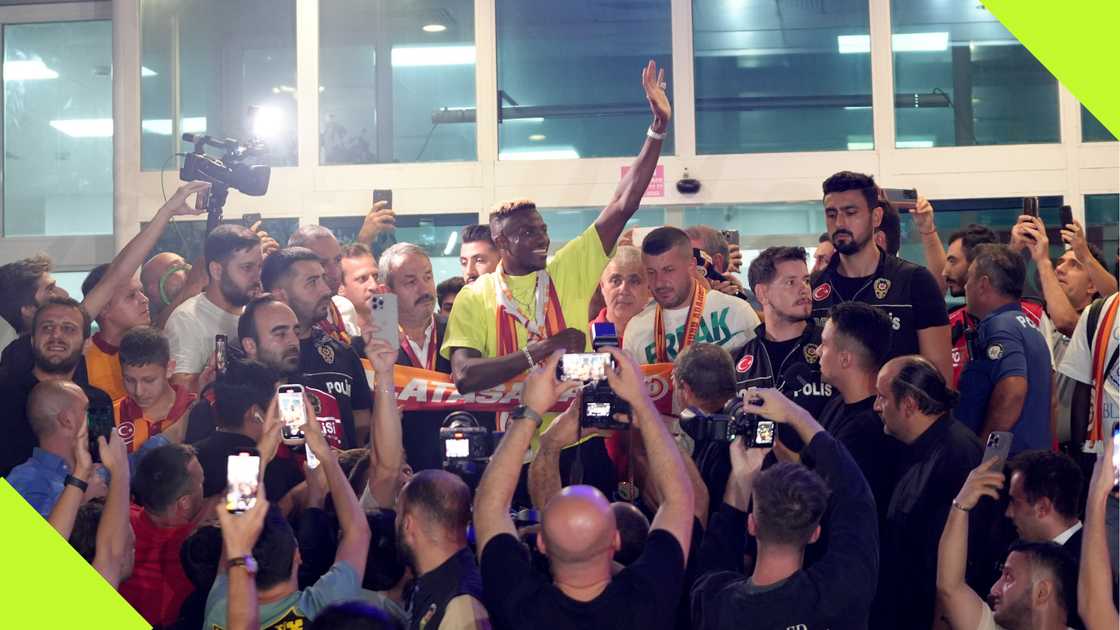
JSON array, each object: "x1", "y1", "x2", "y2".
[
  {"x1": 953, "y1": 457, "x2": 1005, "y2": 511},
  {"x1": 641, "y1": 60, "x2": 671, "y2": 131},
  {"x1": 162, "y1": 181, "x2": 212, "y2": 217},
  {"x1": 522, "y1": 351, "x2": 581, "y2": 416},
  {"x1": 1061, "y1": 219, "x2": 1092, "y2": 264},
  {"x1": 249, "y1": 220, "x2": 280, "y2": 257},
  {"x1": 97, "y1": 430, "x2": 129, "y2": 478},
  {"x1": 362, "y1": 201, "x2": 397, "y2": 237},
  {"x1": 215, "y1": 487, "x2": 270, "y2": 558},
  {"x1": 364, "y1": 336, "x2": 398, "y2": 375},
  {"x1": 602, "y1": 346, "x2": 652, "y2": 409},
  {"x1": 911, "y1": 195, "x2": 936, "y2": 234}
]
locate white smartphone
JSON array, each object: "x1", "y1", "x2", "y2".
[
  {"x1": 225, "y1": 448, "x2": 260, "y2": 513},
  {"x1": 278, "y1": 384, "x2": 307, "y2": 444},
  {"x1": 371, "y1": 293, "x2": 399, "y2": 347}
]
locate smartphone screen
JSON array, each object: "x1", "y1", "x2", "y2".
[
  {"x1": 87, "y1": 407, "x2": 115, "y2": 463},
  {"x1": 753, "y1": 421, "x2": 776, "y2": 448},
  {"x1": 1111, "y1": 423, "x2": 1119, "y2": 485},
  {"x1": 559, "y1": 353, "x2": 612, "y2": 382},
  {"x1": 373, "y1": 189, "x2": 393, "y2": 209},
  {"x1": 225, "y1": 449, "x2": 260, "y2": 513},
  {"x1": 445, "y1": 438, "x2": 470, "y2": 459},
  {"x1": 278, "y1": 385, "x2": 307, "y2": 442},
  {"x1": 215, "y1": 335, "x2": 228, "y2": 378}
]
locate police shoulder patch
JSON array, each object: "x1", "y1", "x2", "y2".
[
  {"x1": 737, "y1": 354, "x2": 754, "y2": 372},
  {"x1": 873, "y1": 277, "x2": 891, "y2": 300},
  {"x1": 803, "y1": 343, "x2": 819, "y2": 364},
  {"x1": 987, "y1": 343, "x2": 1004, "y2": 360},
  {"x1": 813, "y1": 283, "x2": 832, "y2": 301},
  {"x1": 318, "y1": 343, "x2": 335, "y2": 365}
]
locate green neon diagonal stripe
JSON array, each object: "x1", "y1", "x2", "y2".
[
  {"x1": 0, "y1": 480, "x2": 148, "y2": 628},
  {"x1": 981, "y1": 0, "x2": 1120, "y2": 137}
]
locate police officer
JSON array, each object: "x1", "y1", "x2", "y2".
[
  {"x1": 736, "y1": 247, "x2": 833, "y2": 424},
  {"x1": 958, "y1": 244, "x2": 1052, "y2": 455},
  {"x1": 811, "y1": 171, "x2": 952, "y2": 382}
]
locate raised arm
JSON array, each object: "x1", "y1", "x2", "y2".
[
  {"x1": 449, "y1": 327, "x2": 585, "y2": 394},
  {"x1": 594, "y1": 60, "x2": 671, "y2": 253},
  {"x1": 1080, "y1": 436, "x2": 1120, "y2": 630},
  {"x1": 91, "y1": 431, "x2": 131, "y2": 588},
  {"x1": 912, "y1": 197, "x2": 949, "y2": 296},
  {"x1": 1065, "y1": 220, "x2": 1118, "y2": 300},
  {"x1": 604, "y1": 347, "x2": 694, "y2": 557},
  {"x1": 475, "y1": 352, "x2": 578, "y2": 553},
  {"x1": 84, "y1": 181, "x2": 210, "y2": 319},
  {"x1": 527, "y1": 399, "x2": 580, "y2": 510},
  {"x1": 47, "y1": 422, "x2": 94, "y2": 539},
  {"x1": 357, "y1": 201, "x2": 396, "y2": 248},
  {"x1": 364, "y1": 337, "x2": 404, "y2": 507},
  {"x1": 215, "y1": 489, "x2": 270, "y2": 630},
  {"x1": 937, "y1": 458, "x2": 1004, "y2": 630},
  {"x1": 1017, "y1": 218, "x2": 1081, "y2": 336}
]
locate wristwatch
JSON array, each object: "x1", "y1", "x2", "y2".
[
  {"x1": 227, "y1": 555, "x2": 258, "y2": 575},
  {"x1": 510, "y1": 405, "x2": 544, "y2": 427},
  {"x1": 64, "y1": 474, "x2": 89, "y2": 493}
]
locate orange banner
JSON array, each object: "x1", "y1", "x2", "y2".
[{"x1": 368, "y1": 363, "x2": 677, "y2": 415}]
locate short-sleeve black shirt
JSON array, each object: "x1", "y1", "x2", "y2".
[{"x1": 297, "y1": 330, "x2": 372, "y2": 449}]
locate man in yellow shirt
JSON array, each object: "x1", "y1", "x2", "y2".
[{"x1": 441, "y1": 60, "x2": 672, "y2": 394}]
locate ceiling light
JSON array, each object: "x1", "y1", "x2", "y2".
[
  {"x1": 838, "y1": 32, "x2": 949, "y2": 54},
  {"x1": 391, "y1": 45, "x2": 475, "y2": 67},
  {"x1": 846, "y1": 141, "x2": 874, "y2": 151},
  {"x1": 50, "y1": 118, "x2": 113, "y2": 138},
  {"x1": 141, "y1": 117, "x2": 207, "y2": 136},
  {"x1": 4, "y1": 59, "x2": 58, "y2": 80},
  {"x1": 528, "y1": 134, "x2": 546, "y2": 141},
  {"x1": 499, "y1": 146, "x2": 580, "y2": 161},
  {"x1": 422, "y1": 23, "x2": 447, "y2": 33},
  {"x1": 897, "y1": 140, "x2": 936, "y2": 148}
]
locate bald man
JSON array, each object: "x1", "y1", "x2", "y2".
[
  {"x1": 474, "y1": 348, "x2": 694, "y2": 629},
  {"x1": 6, "y1": 381, "x2": 105, "y2": 516},
  {"x1": 141, "y1": 252, "x2": 191, "y2": 324}
]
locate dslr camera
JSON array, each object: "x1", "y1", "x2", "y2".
[
  {"x1": 558, "y1": 322, "x2": 630, "y2": 430},
  {"x1": 679, "y1": 396, "x2": 775, "y2": 448},
  {"x1": 440, "y1": 411, "x2": 500, "y2": 464}
]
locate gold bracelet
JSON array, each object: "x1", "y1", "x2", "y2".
[{"x1": 951, "y1": 500, "x2": 970, "y2": 512}]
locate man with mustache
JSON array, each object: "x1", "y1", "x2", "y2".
[
  {"x1": 165, "y1": 224, "x2": 263, "y2": 393},
  {"x1": 590, "y1": 245, "x2": 650, "y2": 342},
  {"x1": 0, "y1": 297, "x2": 113, "y2": 476},
  {"x1": 810, "y1": 171, "x2": 952, "y2": 382},
  {"x1": 260, "y1": 248, "x2": 372, "y2": 449}
]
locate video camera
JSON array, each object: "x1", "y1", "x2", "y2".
[
  {"x1": 679, "y1": 396, "x2": 775, "y2": 448},
  {"x1": 180, "y1": 133, "x2": 271, "y2": 225},
  {"x1": 558, "y1": 322, "x2": 630, "y2": 431},
  {"x1": 440, "y1": 411, "x2": 500, "y2": 464}
]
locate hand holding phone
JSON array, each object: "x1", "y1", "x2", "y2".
[
  {"x1": 983, "y1": 431, "x2": 1013, "y2": 469},
  {"x1": 881, "y1": 188, "x2": 919, "y2": 211},
  {"x1": 370, "y1": 294, "x2": 400, "y2": 347},
  {"x1": 225, "y1": 448, "x2": 261, "y2": 513},
  {"x1": 278, "y1": 384, "x2": 307, "y2": 444},
  {"x1": 1022, "y1": 196, "x2": 1040, "y2": 219},
  {"x1": 373, "y1": 189, "x2": 393, "y2": 210}
]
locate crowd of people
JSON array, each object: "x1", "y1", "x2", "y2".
[{"x1": 0, "y1": 60, "x2": 1118, "y2": 630}]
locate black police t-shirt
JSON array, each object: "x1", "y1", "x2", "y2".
[
  {"x1": 298, "y1": 331, "x2": 372, "y2": 449},
  {"x1": 758, "y1": 337, "x2": 800, "y2": 374}
]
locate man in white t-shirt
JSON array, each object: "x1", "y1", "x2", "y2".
[
  {"x1": 289, "y1": 224, "x2": 362, "y2": 338},
  {"x1": 624, "y1": 227, "x2": 759, "y2": 364},
  {"x1": 1058, "y1": 292, "x2": 1119, "y2": 454},
  {"x1": 165, "y1": 225, "x2": 262, "y2": 392}
]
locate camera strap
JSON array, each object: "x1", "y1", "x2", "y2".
[{"x1": 654, "y1": 280, "x2": 708, "y2": 362}]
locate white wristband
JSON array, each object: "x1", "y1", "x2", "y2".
[{"x1": 646, "y1": 126, "x2": 666, "y2": 141}]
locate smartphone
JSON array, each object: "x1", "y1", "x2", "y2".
[
  {"x1": 373, "y1": 189, "x2": 393, "y2": 210},
  {"x1": 1022, "y1": 197, "x2": 1040, "y2": 218},
  {"x1": 370, "y1": 293, "x2": 399, "y2": 347},
  {"x1": 720, "y1": 230, "x2": 740, "y2": 246},
  {"x1": 215, "y1": 335, "x2": 228, "y2": 379},
  {"x1": 278, "y1": 384, "x2": 307, "y2": 444},
  {"x1": 242, "y1": 212, "x2": 262, "y2": 228},
  {"x1": 557, "y1": 353, "x2": 612, "y2": 382},
  {"x1": 983, "y1": 431, "x2": 1014, "y2": 468},
  {"x1": 1059, "y1": 205, "x2": 1074, "y2": 228},
  {"x1": 195, "y1": 186, "x2": 211, "y2": 212},
  {"x1": 225, "y1": 448, "x2": 261, "y2": 513},
  {"x1": 882, "y1": 188, "x2": 919, "y2": 211},
  {"x1": 87, "y1": 406, "x2": 116, "y2": 464}
]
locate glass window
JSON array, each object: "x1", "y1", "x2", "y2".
[
  {"x1": 541, "y1": 207, "x2": 666, "y2": 245},
  {"x1": 319, "y1": 0, "x2": 476, "y2": 165},
  {"x1": 1082, "y1": 106, "x2": 1116, "y2": 142},
  {"x1": 693, "y1": 0, "x2": 873, "y2": 154},
  {"x1": 141, "y1": 0, "x2": 298, "y2": 170},
  {"x1": 496, "y1": 0, "x2": 672, "y2": 160},
  {"x1": 320, "y1": 213, "x2": 476, "y2": 283},
  {"x1": 3, "y1": 20, "x2": 113, "y2": 236},
  {"x1": 1085, "y1": 194, "x2": 1119, "y2": 263},
  {"x1": 891, "y1": 1, "x2": 1059, "y2": 148},
  {"x1": 682, "y1": 202, "x2": 826, "y2": 240}
]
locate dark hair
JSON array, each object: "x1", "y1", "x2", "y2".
[
  {"x1": 752, "y1": 462, "x2": 830, "y2": 546},
  {"x1": 818, "y1": 232, "x2": 831, "y2": 244},
  {"x1": 68, "y1": 499, "x2": 105, "y2": 563},
  {"x1": 253, "y1": 505, "x2": 298, "y2": 589},
  {"x1": 180, "y1": 525, "x2": 222, "y2": 589},
  {"x1": 32, "y1": 296, "x2": 92, "y2": 340},
  {"x1": 214, "y1": 359, "x2": 278, "y2": 429},
  {"x1": 237, "y1": 293, "x2": 284, "y2": 342},
  {"x1": 132, "y1": 443, "x2": 197, "y2": 515},
  {"x1": 309, "y1": 601, "x2": 403, "y2": 630},
  {"x1": 1006, "y1": 541, "x2": 1076, "y2": 614},
  {"x1": 399, "y1": 470, "x2": 472, "y2": 534},
  {"x1": 685, "y1": 226, "x2": 730, "y2": 268},
  {"x1": 461, "y1": 224, "x2": 495, "y2": 246},
  {"x1": 437, "y1": 276, "x2": 465, "y2": 304},
  {"x1": 80, "y1": 263, "x2": 110, "y2": 299},
  {"x1": 822, "y1": 171, "x2": 879, "y2": 211},
  {"x1": 204, "y1": 224, "x2": 260, "y2": 272},
  {"x1": 119, "y1": 326, "x2": 170, "y2": 368},
  {"x1": 363, "y1": 510, "x2": 407, "y2": 592},
  {"x1": 0, "y1": 254, "x2": 52, "y2": 331},
  {"x1": 488, "y1": 199, "x2": 538, "y2": 238},
  {"x1": 674, "y1": 343, "x2": 737, "y2": 406},
  {"x1": 889, "y1": 356, "x2": 960, "y2": 415},
  {"x1": 641, "y1": 226, "x2": 692, "y2": 257},
  {"x1": 828, "y1": 302, "x2": 893, "y2": 371},
  {"x1": 611, "y1": 502, "x2": 650, "y2": 566},
  {"x1": 1007, "y1": 450, "x2": 1083, "y2": 519},
  {"x1": 747, "y1": 246, "x2": 808, "y2": 293},
  {"x1": 971, "y1": 243, "x2": 1026, "y2": 299},
  {"x1": 261, "y1": 247, "x2": 321, "y2": 292},
  {"x1": 876, "y1": 202, "x2": 901, "y2": 256},
  {"x1": 947, "y1": 224, "x2": 998, "y2": 262}
]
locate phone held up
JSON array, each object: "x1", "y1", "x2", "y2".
[
  {"x1": 225, "y1": 447, "x2": 260, "y2": 513},
  {"x1": 881, "y1": 188, "x2": 918, "y2": 211},
  {"x1": 983, "y1": 431, "x2": 1013, "y2": 469},
  {"x1": 373, "y1": 189, "x2": 393, "y2": 209},
  {"x1": 278, "y1": 384, "x2": 307, "y2": 444}
]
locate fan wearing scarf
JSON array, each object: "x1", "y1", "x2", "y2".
[{"x1": 441, "y1": 59, "x2": 672, "y2": 396}]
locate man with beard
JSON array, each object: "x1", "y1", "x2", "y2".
[
  {"x1": 810, "y1": 171, "x2": 951, "y2": 382},
  {"x1": 0, "y1": 297, "x2": 114, "y2": 476},
  {"x1": 80, "y1": 264, "x2": 152, "y2": 403},
  {"x1": 393, "y1": 470, "x2": 491, "y2": 630},
  {"x1": 290, "y1": 224, "x2": 363, "y2": 341},
  {"x1": 165, "y1": 224, "x2": 262, "y2": 392},
  {"x1": 459, "y1": 224, "x2": 500, "y2": 284},
  {"x1": 735, "y1": 246, "x2": 832, "y2": 423},
  {"x1": 260, "y1": 249, "x2": 373, "y2": 448}
]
